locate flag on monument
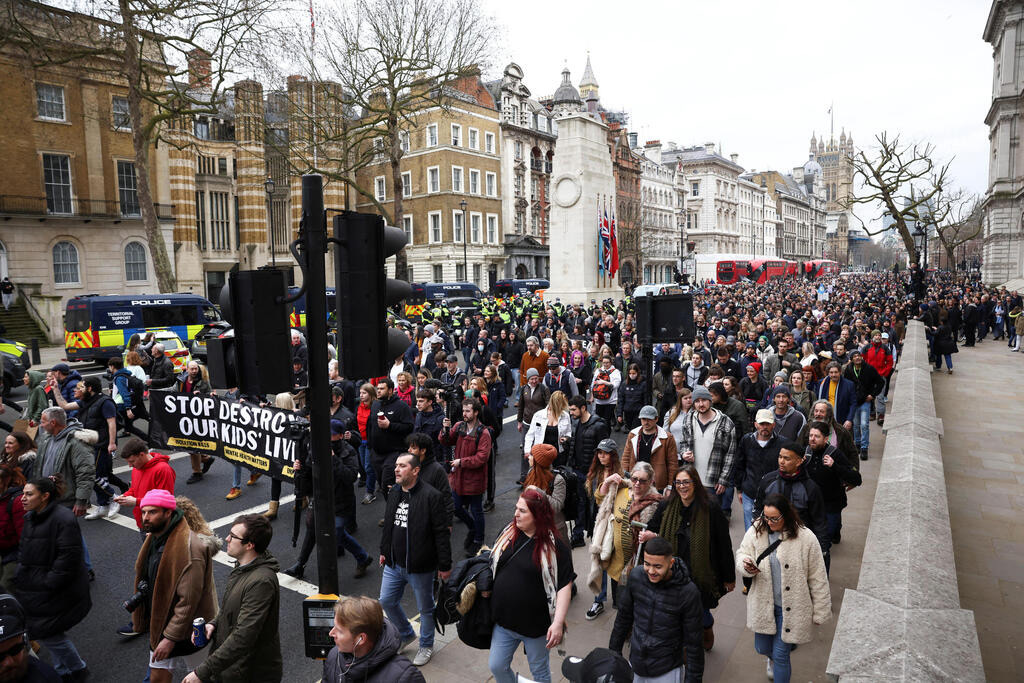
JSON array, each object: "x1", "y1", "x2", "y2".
[
  {"x1": 597, "y1": 199, "x2": 605, "y2": 275},
  {"x1": 609, "y1": 205, "x2": 619, "y2": 277},
  {"x1": 600, "y1": 206, "x2": 612, "y2": 273}
]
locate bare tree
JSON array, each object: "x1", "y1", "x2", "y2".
[
  {"x1": 843, "y1": 132, "x2": 951, "y2": 261},
  {"x1": 2, "y1": 0, "x2": 277, "y2": 292},
  {"x1": 924, "y1": 189, "x2": 982, "y2": 270},
  {"x1": 275, "y1": 0, "x2": 495, "y2": 281}
]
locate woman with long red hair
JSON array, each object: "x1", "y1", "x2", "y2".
[{"x1": 488, "y1": 489, "x2": 574, "y2": 683}]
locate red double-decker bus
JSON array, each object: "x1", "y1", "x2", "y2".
[
  {"x1": 716, "y1": 259, "x2": 749, "y2": 285},
  {"x1": 802, "y1": 259, "x2": 840, "y2": 279},
  {"x1": 745, "y1": 259, "x2": 790, "y2": 284}
]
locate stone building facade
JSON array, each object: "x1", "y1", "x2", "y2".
[
  {"x1": 635, "y1": 142, "x2": 684, "y2": 284},
  {"x1": 667, "y1": 143, "x2": 744, "y2": 254},
  {"x1": 609, "y1": 125, "x2": 643, "y2": 288},
  {"x1": 982, "y1": 0, "x2": 1024, "y2": 285}
]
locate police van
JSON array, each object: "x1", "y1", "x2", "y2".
[{"x1": 64, "y1": 294, "x2": 220, "y2": 364}]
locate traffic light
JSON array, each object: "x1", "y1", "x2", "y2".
[
  {"x1": 333, "y1": 211, "x2": 411, "y2": 379},
  {"x1": 208, "y1": 269, "x2": 293, "y2": 395}
]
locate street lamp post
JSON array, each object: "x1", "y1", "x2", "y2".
[
  {"x1": 459, "y1": 198, "x2": 468, "y2": 282},
  {"x1": 265, "y1": 176, "x2": 276, "y2": 267}
]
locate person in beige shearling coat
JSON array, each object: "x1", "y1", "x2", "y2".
[{"x1": 737, "y1": 493, "x2": 831, "y2": 681}]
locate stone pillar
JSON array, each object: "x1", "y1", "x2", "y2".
[
  {"x1": 234, "y1": 80, "x2": 268, "y2": 269},
  {"x1": 545, "y1": 113, "x2": 623, "y2": 302},
  {"x1": 166, "y1": 120, "x2": 204, "y2": 293}
]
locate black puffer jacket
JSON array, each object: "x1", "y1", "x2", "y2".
[
  {"x1": 568, "y1": 414, "x2": 610, "y2": 472},
  {"x1": 368, "y1": 395, "x2": 414, "y2": 455},
  {"x1": 754, "y1": 468, "x2": 828, "y2": 550},
  {"x1": 322, "y1": 620, "x2": 424, "y2": 683},
  {"x1": 803, "y1": 443, "x2": 862, "y2": 512},
  {"x1": 14, "y1": 503, "x2": 91, "y2": 639},
  {"x1": 732, "y1": 433, "x2": 783, "y2": 499},
  {"x1": 609, "y1": 559, "x2": 704, "y2": 680}
]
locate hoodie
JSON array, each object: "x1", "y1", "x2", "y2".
[
  {"x1": 24, "y1": 370, "x2": 48, "y2": 422},
  {"x1": 322, "y1": 619, "x2": 424, "y2": 683},
  {"x1": 772, "y1": 405, "x2": 806, "y2": 442},
  {"x1": 122, "y1": 453, "x2": 176, "y2": 528},
  {"x1": 57, "y1": 370, "x2": 83, "y2": 417}
]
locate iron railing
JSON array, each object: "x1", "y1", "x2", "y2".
[{"x1": 0, "y1": 195, "x2": 174, "y2": 220}]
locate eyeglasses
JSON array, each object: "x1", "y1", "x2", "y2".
[
  {"x1": 673, "y1": 480, "x2": 693, "y2": 488},
  {"x1": 0, "y1": 638, "x2": 26, "y2": 660},
  {"x1": 630, "y1": 476, "x2": 650, "y2": 484},
  {"x1": 762, "y1": 514, "x2": 783, "y2": 523},
  {"x1": 226, "y1": 532, "x2": 248, "y2": 544}
]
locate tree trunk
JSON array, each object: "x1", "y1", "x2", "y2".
[
  {"x1": 120, "y1": 1, "x2": 176, "y2": 292},
  {"x1": 389, "y1": 117, "x2": 408, "y2": 281}
]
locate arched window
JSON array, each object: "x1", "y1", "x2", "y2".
[
  {"x1": 124, "y1": 241, "x2": 147, "y2": 281},
  {"x1": 52, "y1": 241, "x2": 80, "y2": 284}
]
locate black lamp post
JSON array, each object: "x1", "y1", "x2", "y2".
[
  {"x1": 459, "y1": 198, "x2": 468, "y2": 282},
  {"x1": 265, "y1": 176, "x2": 276, "y2": 267}
]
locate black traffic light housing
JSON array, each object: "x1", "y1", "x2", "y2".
[
  {"x1": 208, "y1": 269, "x2": 293, "y2": 395},
  {"x1": 333, "y1": 211, "x2": 411, "y2": 379}
]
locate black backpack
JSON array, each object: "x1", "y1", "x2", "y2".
[
  {"x1": 552, "y1": 466, "x2": 579, "y2": 523},
  {"x1": 126, "y1": 374, "x2": 146, "y2": 409}
]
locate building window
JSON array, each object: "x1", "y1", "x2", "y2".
[
  {"x1": 531, "y1": 177, "x2": 539, "y2": 200},
  {"x1": 427, "y1": 166, "x2": 440, "y2": 193},
  {"x1": 515, "y1": 210, "x2": 525, "y2": 233},
  {"x1": 401, "y1": 171, "x2": 412, "y2": 198},
  {"x1": 36, "y1": 83, "x2": 65, "y2": 121},
  {"x1": 194, "y1": 118, "x2": 210, "y2": 139},
  {"x1": 468, "y1": 128, "x2": 479, "y2": 150},
  {"x1": 399, "y1": 130, "x2": 410, "y2": 153},
  {"x1": 402, "y1": 215, "x2": 413, "y2": 245},
  {"x1": 514, "y1": 173, "x2": 524, "y2": 196},
  {"x1": 451, "y1": 124, "x2": 461, "y2": 147},
  {"x1": 42, "y1": 153, "x2": 73, "y2": 214},
  {"x1": 452, "y1": 166, "x2": 463, "y2": 193},
  {"x1": 112, "y1": 96, "x2": 131, "y2": 130},
  {"x1": 52, "y1": 241, "x2": 80, "y2": 284},
  {"x1": 429, "y1": 211, "x2": 442, "y2": 243},
  {"x1": 471, "y1": 213, "x2": 481, "y2": 243},
  {"x1": 485, "y1": 132, "x2": 495, "y2": 154},
  {"x1": 433, "y1": 264, "x2": 443, "y2": 281},
  {"x1": 195, "y1": 190, "x2": 206, "y2": 249},
  {"x1": 218, "y1": 157, "x2": 228, "y2": 175},
  {"x1": 691, "y1": 181, "x2": 700, "y2": 197},
  {"x1": 456, "y1": 264, "x2": 466, "y2": 280},
  {"x1": 485, "y1": 172, "x2": 496, "y2": 197},
  {"x1": 487, "y1": 214, "x2": 498, "y2": 244},
  {"x1": 117, "y1": 160, "x2": 140, "y2": 216},
  {"x1": 374, "y1": 176, "x2": 386, "y2": 201},
  {"x1": 210, "y1": 191, "x2": 231, "y2": 250},
  {"x1": 469, "y1": 169, "x2": 480, "y2": 195},
  {"x1": 473, "y1": 263, "x2": 481, "y2": 287},
  {"x1": 453, "y1": 211, "x2": 465, "y2": 243},
  {"x1": 124, "y1": 241, "x2": 147, "y2": 281},
  {"x1": 514, "y1": 141, "x2": 523, "y2": 159},
  {"x1": 426, "y1": 123, "x2": 438, "y2": 147}
]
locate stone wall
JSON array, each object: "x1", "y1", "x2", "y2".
[{"x1": 825, "y1": 320, "x2": 984, "y2": 682}]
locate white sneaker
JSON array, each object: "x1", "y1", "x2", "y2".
[
  {"x1": 84, "y1": 505, "x2": 108, "y2": 520},
  {"x1": 412, "y1": 647, "x2": 433, "y2": 666},
  {"x1": 105, "y1": 501, "x2": 121, "y2": 518},
  {"x1": 766, "y1": 658, "x2": 774, "y2": 680}
]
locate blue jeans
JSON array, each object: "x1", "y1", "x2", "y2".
[
  {"x1": 334, "y1": 516, "x2": 369, "y2": 564},
  {"x1": 719, "y1": 485, "x2": 734, "y2": 517},
  {"x1": 754, "y1": 604, "x2": 792, "y2": 683},
  {"x1": 232, "y1": 465, "x2": 244, "y2": 488},
  {"x1": 378, "y1": 564, "x2": 435, "y2": 648},
  {"x1": 489, "y1": 623, "x2": 551, "y2": 683},
  {"x1": 853, "y1": 401, "x2": 871, "y2": 450},
  {"x1": 359, "y1": 442, "x2": 375, "y2": 494},
  {"x1": 571, "y1": 469, "x2": 589, "y2": 540},
  {"x1": 934, "y1": 354, "x2": 952, "y2": 370},
  {"x1": 742, "y1": 492, "x2": 756, "y2": 531},
  {"x1": 452, "y1": 492, "x2": 485, "y2": 543},
  {"x1": 37, "y1": 634, "x2": 86, "y2": 676},
  {"x1": 826, "y1": 511, "x2": 842, "y2": 543},
  {"x1": 594, "y1": 569, "x2": 608, "y2": 603},
  {"x1": 81, "y1": 531, "x2": 92, "y2": 572}
]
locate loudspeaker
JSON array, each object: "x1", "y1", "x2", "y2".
[
  {"x1": 228, "y1": 269, "x2": 292, "y2": 395},
  {"x1": 636, "y1": 293, "x2": 695, "y2": 344}
]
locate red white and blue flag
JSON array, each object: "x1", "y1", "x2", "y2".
[
  {"x1": 598, "y1": 199, "x2": 619, "y2": 278},
  {"x1": 609, "y1": 205, "x2": 619, "y2": 278}
]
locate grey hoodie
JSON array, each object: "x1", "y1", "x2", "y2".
[{"x1": 773, "y1": 406, "x2": 806, "y2": 442}]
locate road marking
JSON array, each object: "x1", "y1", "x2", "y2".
[
  {"x1": 98, "y1": 510, "x2": 320, "y2": 595},
  {"x1": 112, "y1": 451, "x2": 190, "y2": 475},
  {"x1": 503, "y1": 413, "x2": 516, "y2": 424},
  {"x1": 207, "y1": 495, "x2": 297, "y2": 530}
]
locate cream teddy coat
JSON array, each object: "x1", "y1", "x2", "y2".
[{"x1": 736, "y1": 523, "x2": 832, "y2": 644}]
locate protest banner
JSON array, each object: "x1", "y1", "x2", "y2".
[{"x1": 149, "y1": 389, "x2": 304, "y2": 480}]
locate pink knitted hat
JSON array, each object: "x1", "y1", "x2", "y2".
[{"x1": 139, "y1": 489, "x2": 177, "y2": 510}]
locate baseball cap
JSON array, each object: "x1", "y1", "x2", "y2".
[
  {"x1": 330, "y1": 419, "x2": 346, "y2": 435},
  {"x1": 755, "y1": 408, "x2": 775, "y2": 424},
  {"x1": 638, "y1": 405, "x2": 658, "y2": 420},
  {"x1": 596, "y1": 438, "x2": 618, "y2": 454},
  {"x1": 562, "y1": 648, "x2": 633, "y2": 683},
  {"x1": 0, "y1": 594, "x2": 28, "y2": 641}
]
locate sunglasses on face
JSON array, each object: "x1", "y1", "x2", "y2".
[{"x1": 630, "y1": 476, "x2": 650, "y2": 484}]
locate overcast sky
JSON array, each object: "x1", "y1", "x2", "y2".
[{"x1": 481, "y1": 0, "x2": 993, "y2": 204}]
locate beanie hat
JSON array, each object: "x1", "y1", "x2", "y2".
[
  {"x1": 530, "y1": 444, "x2": 558, "y2": 469},
  {"x1": 691, "y1": 386, "x2": 713, "y2": 402},
  {"x1": 747, "y1": 361, "x2": 762, "y2": 375},
  {"x1": 526, "y1": 368, "x2": 539, "y2": 378},
  {"x1": 139, "y1": 489, "x2": 177, "y2": 510}
]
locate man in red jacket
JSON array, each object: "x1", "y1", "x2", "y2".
[
  {"x1": 862, "y1": 331, "x2": 894, "y2": 426},
  {"x1": 439, "y1": 398, "x2": 491, "y2": 557},
  {"x1": 113, "y1": 436, "x2": 177, "y2": 530}
]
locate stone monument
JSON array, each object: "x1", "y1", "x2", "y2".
[{"x1": 545, "y1": 112, "x2": 623, "y2": 302}]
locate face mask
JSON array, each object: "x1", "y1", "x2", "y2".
[{"x1": 477, "y1": 345, "x2": 484, "y2": 351}]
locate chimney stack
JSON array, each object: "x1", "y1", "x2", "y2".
[
  {"x1": 187, "y1": 49, "x2": 212, "y2": 89},
  {"x1": 704, "y1": 142, "x2": 715, "y2": 154},
  {"x1": 730, "y1": 153, "x2": 739, "y2": 164}
]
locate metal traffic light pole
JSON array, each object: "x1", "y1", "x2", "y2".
[{"x1": 299, "y1": 175, "x2": 339, "y2": 596}]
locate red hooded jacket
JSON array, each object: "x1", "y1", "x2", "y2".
[{"x1": 123, "y1": 453, "x2": 177, "y2": 528}]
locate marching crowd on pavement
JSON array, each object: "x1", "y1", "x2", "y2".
[{"x1": 0, "y1": 263, "x2": 1019, "y2": 683}]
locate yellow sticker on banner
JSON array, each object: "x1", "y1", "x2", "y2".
[
  {"x1": 167, "y1": 437, "x2": 217, "y2": 451},
  {"x1": 281, "y1": 465, "x2": 294, "y2": 478},
  {"x1": 223, "y1": 446, "x2": 270, "y2": 470}
]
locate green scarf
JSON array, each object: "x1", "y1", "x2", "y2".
[{"x1": 658, "y1": 497, "x2": 718, "y2": 604}]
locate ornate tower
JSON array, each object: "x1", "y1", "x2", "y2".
[{"x1": 579, "y1": 54, "x2": 599, "y2": 100}]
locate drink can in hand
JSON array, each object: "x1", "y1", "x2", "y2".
[{"x1": 192, "y1": 617, "x2": 208, "y2": 647}]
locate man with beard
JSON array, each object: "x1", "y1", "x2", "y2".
[
  {"x1": 0, "y1": 594, "x2": 61, "y2": 682},
  {"x1": 129, "y1": 490, "x2": 218, "y2": 683},
  {"x1": 804, "y1": 421, "x2": 861, "y2": 550}
]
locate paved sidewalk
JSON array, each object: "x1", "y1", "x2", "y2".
[
  {"x1": 933, "y1": 338, "x2": 1024, "y2": 682},
  {"x1": 421, "y1": 424, "x2": 885, "y2": 682}
]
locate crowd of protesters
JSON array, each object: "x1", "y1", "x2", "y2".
[{"x1": 0, "y1": 264, "x2": 1018, "y2": 682}]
